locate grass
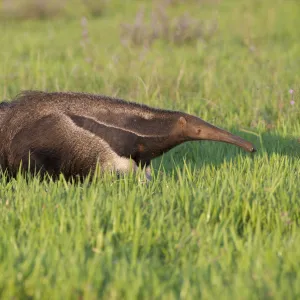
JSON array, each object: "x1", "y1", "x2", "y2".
[{"x1": 0, "y1": 0, "x2": 300, "y2": 299}]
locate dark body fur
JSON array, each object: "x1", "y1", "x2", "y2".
[{"x1": 0, "y1": 91, "x2": 255, "y2": 180}]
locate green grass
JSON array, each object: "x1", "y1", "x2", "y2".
[{"x1": 0, "y1": 0, "x2": 300, "y2": 299}]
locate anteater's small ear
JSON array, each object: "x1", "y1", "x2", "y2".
[{"x1": 178, "y1": 116, "x2": 187, "y2": 128}]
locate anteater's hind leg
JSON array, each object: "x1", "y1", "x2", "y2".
[{"x1": 8, "y1": 113, "x2": 137, "y2": 180}]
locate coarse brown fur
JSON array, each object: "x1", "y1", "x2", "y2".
[{"x1": 0, "y1": 90, "x2": 256, "y2": 180}]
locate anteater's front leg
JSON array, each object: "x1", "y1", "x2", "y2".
[{"x1": 145, "y1": 165, "x2": 152, "y2": 182}]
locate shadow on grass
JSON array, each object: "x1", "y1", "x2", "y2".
[{"x1": 153, "y1": 130, "x2": 300, "y2": 173}]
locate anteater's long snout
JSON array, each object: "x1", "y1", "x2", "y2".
[
  {"x1": 200, "y1": 123, "x2": 256, "y2": 153},
  {"x1": 217, "y1": 131, "x2": 256, "y2": 152}
]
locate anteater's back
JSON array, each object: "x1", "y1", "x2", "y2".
[{"x1": 5, "y1": 91, "x2": 180, "y2": 136}]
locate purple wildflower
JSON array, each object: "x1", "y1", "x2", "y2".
[
  {"x1": 289, "y1": 88, "x2": 295, "y2": 106},
  {"x1": 81, "y1": 17, "x2": 88, "y2": 27}
]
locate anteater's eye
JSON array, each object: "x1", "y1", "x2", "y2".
[{"x1": 197, "y1": 129, "x2": 201, "y2": 134}]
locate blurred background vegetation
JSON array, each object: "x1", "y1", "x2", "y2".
[
  {"x1": 0, "y1": 0, "x2": 110, "y2": 19},
  {"x1": 0, "y1": 0, "x2": 222, "y2": 20},
  {"x1": 1, "y1": 0, "x2": 299, "y2": 130}
]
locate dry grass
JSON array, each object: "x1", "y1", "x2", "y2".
[
  {"x1": 164, "y1": 0, "x2": 222, "y2": 5},
  {"x1": 0, "y1": 0, "x2": 109, "y2": 20},
  {"x1": 120, "y1": 3, "x2": 218, "y2": 47}
]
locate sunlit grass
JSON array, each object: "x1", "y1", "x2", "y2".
[{"x1": 0, "y1": 0, "x2": 299, "y2": 299}]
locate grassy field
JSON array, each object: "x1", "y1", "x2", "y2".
[{"x1": 0, "y1": 0, "x2": 300, "y2": 299}]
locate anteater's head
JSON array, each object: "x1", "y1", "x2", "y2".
[{"x1": 176, "y1": 114, "x2": 256, "y2": 153}]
